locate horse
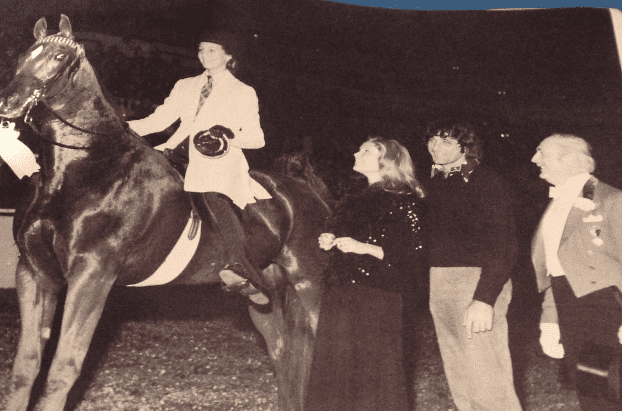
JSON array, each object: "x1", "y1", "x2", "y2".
[{"x1": 0, "y1": 15, "x2": 330, "y2": 411}]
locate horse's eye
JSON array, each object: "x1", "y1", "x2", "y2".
[{"x1": 55, "y1": 54, "x2": 66, "y2": 61}]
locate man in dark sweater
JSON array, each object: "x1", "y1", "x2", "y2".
[{"x1": 425, "y1": 122, "x2": 521, "y2": 411}]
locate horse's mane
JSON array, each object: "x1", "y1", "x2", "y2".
[
  {"x1": 81, "y1": 56, "x2": 128, "y2": 122},
  {"x1": 272, "y1": 151, "x2": 334, "y2": 208}
]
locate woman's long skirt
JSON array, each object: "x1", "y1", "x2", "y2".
[{"x1": 304, "y1": 283, "x2": 408, "y2": 411}]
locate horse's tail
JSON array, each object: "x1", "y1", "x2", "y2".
[{"x1": 272, "y1": 151, "x2": 334, "y2": 208}]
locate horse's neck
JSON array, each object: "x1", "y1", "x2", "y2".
[
  {"x1": 36, "y1": 62, "x2": 135, "y2": 191},
  {"x1": 45, "y1": 60, "x2": 123, "y2": 135},
  {"x1": 80, "y1": 63, "x2": 122, "y2": 126}
]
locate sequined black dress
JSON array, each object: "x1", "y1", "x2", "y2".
[{"x1": 305, "y1": 185, "x2": 425, "y2": 411}]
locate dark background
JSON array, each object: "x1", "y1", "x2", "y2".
[
  {"x1": 0, "y1": 2, "x2": 621, "y2": 397},
  {"x1": 1, "y1": 1, "x2": 620, "y2": 250},
  {"x1": 1, "y1": 3, "x2": 621, "y2": 254},
  {"x1": 2, "y1": 2, "x2": 621, "y2": 176}
]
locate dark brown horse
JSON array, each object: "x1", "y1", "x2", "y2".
[{"x1": 0, "y1": 15, "x2": 329, "y2": 411}]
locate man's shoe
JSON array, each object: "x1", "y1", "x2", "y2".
[{"x1": 219, "y1": 269, "x2": 270, "y2": 305}]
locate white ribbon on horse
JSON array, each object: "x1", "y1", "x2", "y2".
[
  {"x1": 127, "y1": 217, "x2": 202, "y2": 287},
  {"x1": 0, "y1": 122, "x2": 40, "y2": 179}
]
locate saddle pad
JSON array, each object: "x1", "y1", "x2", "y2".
[{"x1": 127, "y1": 217, "x2": 201, "y2": 287}]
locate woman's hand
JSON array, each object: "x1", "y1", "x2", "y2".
[
  {"x1": 332, "y1": 237, "x2": 364, "y2": 254},
  {"x1": 333, "y1": 237, "x2": 384, "y2": 259},
  {"x1": 318, "y1": 233, "x2": 336, "y2": 250}
]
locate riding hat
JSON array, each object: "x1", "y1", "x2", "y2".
[{"x1": 197, "y1": 29, "x2": 243, "y2": 58}]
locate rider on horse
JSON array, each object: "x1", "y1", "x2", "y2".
[
  {"x1": 127, "y1": 29, "x2": 271, "y2": 305},
  {"x1": 0, "y1": 16, "x2": 330, "y2": 410}
]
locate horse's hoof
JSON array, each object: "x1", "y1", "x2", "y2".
[{"x1": 220, "y1": 270, "x2": 270, "y2": 305}]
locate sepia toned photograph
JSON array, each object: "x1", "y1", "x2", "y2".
[{"x1": 0, "y1": 1, "x2": 621, "y2": 410}]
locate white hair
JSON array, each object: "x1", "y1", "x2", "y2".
[{"x1": 548, "y1": 134, "x2": 595, "y2": 174}]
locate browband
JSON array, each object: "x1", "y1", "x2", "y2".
[{"x1": 34, "y1": 35, "x2": 85, "y2": 59}]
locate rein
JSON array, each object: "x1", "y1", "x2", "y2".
[
  {"x1": 25, "y1": 97, "x2": 126, "y2": 148},
  {"x1": 24, "y1": 88, "x2": 128, "y2": 151},
  {"x1": 42, "y1": 100, "x2": 122, "y2": 137},
  {"x1": 24, "y1": 99, "x2": 104, "y2": 150}
]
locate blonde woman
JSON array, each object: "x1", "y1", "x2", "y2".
[{"x1": 305, "y1": 137, "x2": 426, "y2": 411}]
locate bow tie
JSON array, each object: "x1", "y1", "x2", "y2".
[
  {"x1": 549, "y1": 186, "x2": 577, "y2": 199},
  {"x1": 432, "y1": 164, "x2": 463, "y2": 179}
]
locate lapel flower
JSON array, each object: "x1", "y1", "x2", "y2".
[
  {"x1": 573, "y1": 197, "x2": 596, "y2": 212},
  {"x1": 589, "y1": 226, "x2": 603, "y2": 246},
  {"x1": 583, "y1": 214, "x2": 603, "y2": 223}
]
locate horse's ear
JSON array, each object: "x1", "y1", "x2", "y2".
[
  {"x1": 33, "y1": 17, "x2": 47, "y2": 40},
  {"x1": 58, "y1": 14, "x2": 73, "y2": 38}
]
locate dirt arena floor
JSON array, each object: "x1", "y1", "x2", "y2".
[{"x1": 0, "y1": 278, "x2": 585, "y2": 410}]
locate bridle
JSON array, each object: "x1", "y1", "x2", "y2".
[
  {"x1": 15, "y1": 34, "x2": 125, "y2": 150},
  {"x1": 24, "y1": 90, "x2": 122, "y2": 150}
]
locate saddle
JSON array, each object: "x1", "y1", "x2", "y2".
[
  {"x1": 160, "y1": 138, "x2": 275, "y2": 273},
  {"x1": 159, "y1": 137, "x2": 201, "y2": 239},
  {"x1": 163, "y1": 136, "x2": 190, "y2": 176}
]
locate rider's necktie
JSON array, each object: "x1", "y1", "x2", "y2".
[{"x1": 195, "y1": 75, "x2": 212, "y2": 117}]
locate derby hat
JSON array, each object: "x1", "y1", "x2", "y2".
[{"x1": 197, "y1": 29, "x2": 243, "y2": 58}]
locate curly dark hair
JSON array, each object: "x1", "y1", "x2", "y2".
[{"x1": 424, "y1": 121, "x2": 483, "y2": 162}]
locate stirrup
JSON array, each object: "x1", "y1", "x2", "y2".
[
  {"x1": 220, "y1": 270, "x2": 270, "y2": 305},
  {"x1": 221, "y1": 277, "x2": 250, "y2": 293}
]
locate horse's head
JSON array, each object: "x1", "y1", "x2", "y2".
[{"x1": 0, "y1": 14, "x2": 85, "y2": 120}]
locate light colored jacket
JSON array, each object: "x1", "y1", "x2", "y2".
[
  {"x1": 128, "y1": 70, "x2": 271, "y2": 208},
  {"x1": 532, "y1": 177, "x2": 622, "y2": 323}
]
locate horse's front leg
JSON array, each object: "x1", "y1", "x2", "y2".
[
  {"x1": 34, "y1": 256, "x2": 117, "y2": 411},
  {"x1": 5, "y1": 258, "x2": 61, "y2": 411}
]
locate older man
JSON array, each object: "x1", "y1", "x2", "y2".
[{"x1": 531, "y1": 133, "x2": 622, "y2": 410}]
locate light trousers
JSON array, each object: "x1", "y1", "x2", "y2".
[{"x1": 429, "y1": 267, "x2": 522, "y2": 411}]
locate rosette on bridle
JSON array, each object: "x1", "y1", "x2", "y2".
[{"x1": 193, "y1": 125, "x2": 234, "y2": 158}]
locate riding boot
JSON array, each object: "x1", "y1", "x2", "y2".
[{"x1": 191, "y1": 192, "x2": 269, "y2": 305}]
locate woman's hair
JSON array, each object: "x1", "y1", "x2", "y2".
[
  {"x1": 367, "y1": 137, "x2": 425, "y2": 198},
  {"x1": 221, "y1": 50, "x2": 239, "y2": 75},
  {"x1": 425, "y1": 121, "x2": 483, "y2": 162}
]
